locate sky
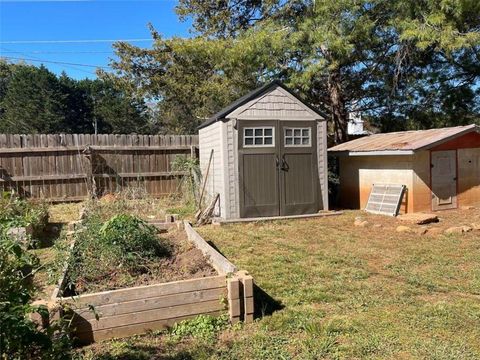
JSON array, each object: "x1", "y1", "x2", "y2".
[{"x1": 0, "y1": 0, "x2": 191, "y2": 79}]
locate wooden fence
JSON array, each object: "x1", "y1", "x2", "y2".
[{"x1": 0, "y1": 134, "x2": 198, "y2": 201}]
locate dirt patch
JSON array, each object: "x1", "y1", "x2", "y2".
[{"x1": 68, "y1": 228, "x2": 217, "y2": 295}]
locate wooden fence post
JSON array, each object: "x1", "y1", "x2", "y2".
[{"x1": 83, "y1": 145, "x2": 97, "y2": 198}]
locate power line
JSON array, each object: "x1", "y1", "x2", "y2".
[
  {"x1": 0, "y1": 50, "x2": 114, "y2": 54},
  {"x1": 0, "y1": 38, "x2": 153, "y2": 44},
  {"x1": 0, "y1": 47, "x2": 97, "y2": 75},
  {"x1": 1, "y1": 56, "x2": 111, "y2": 69}
]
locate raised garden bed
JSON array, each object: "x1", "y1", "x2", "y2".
[{"x1": 48, "y1": 205, "x2": 253, "y2": 344}]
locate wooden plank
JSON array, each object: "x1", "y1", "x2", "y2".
[
  {"x1": 184, "y1": 221, "x2": 237, "y2": 274},
  {"x1": 89, "y1": 145, "x2": 194, "y2": 151},
  {"x1": 0, "y1": 145, "x2": 195, "y2": 154},
  {"x1": 11, "y1": 135, "x2": 22, "y2": 195},
  {"x1": 58, "y1": 275, "x2": 226, "y2": 307},
  {"x1": 23, "y1": 134, "x2": 34, "y2": 197},
  {"x1": 45, "y1": 196, "x2": 87, "y2": 203},
  {"x1": 213, "y1": 211, "x2": 343, "y2": 225},
  {"x1": 75, "y1": 310, "x2": 222, "y2": 343},
  {"x1": 0, "y1": 174, "x2": 87, "y2": 182},
  {"x1": 58, "y1": 134, "x2": 68, "y2": 198},
  {"x1": 0, "y1": 134, "x2": 6, "y2": 193},
  {"x1": 92, "y1": 171, "x2": 188, "y2": 178},
  {"x1": 74, "y1": 287, "x2": 226, "y2": 321},
  {"x1": 72, "y1": 299, "x2": 224, "y2": 332}
]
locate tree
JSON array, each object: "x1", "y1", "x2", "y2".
[
  {"x1": 109, "y1": 1, "x2": 399, "y2": 141},
  {"x1": 103, "y1": 1, "x2": 480, "y2": 140},
  {"x1": 0, "y1": 61, "x2": 152, "y2": 135},
  {"x1": 58, "y1": 72, "x2": 92, "y2": 133},
  {"x1": 104, "y1": 33, "x2": 260, "y2": 134},
  {"x1": 0, "y1": 64, "x2": 68, "y2": 133},
  {"x1": 77, "y1": 78, "x2": 150, "y2": 134}
]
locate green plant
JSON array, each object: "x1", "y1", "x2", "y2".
[
  {"x1": 66, "y1": 212, "x2": 171, "y2": 294},
  {"x1": 0, "y1": 192, "x2": 49, "y2": 242},
  {"x1": 0, "y1": 234, "x2": 71, "y2": 359},
  {"x1": 170, "y1": 314, "x2": 229, "y2": 341},
  {"x1": 172, "y1": 155, "x2": 201, "y2": 207},
  {"x1": 100, "y1": 214, "x2": 168, "y2": 259}
]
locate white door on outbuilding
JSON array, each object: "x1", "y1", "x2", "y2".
[{"x1": 431, "y1": 150, "x2": 457, "y2": 211}]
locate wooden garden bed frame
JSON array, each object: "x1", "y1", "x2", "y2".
[{"x1": 50, "y1": 220, "x2": 254, "y2": 343}]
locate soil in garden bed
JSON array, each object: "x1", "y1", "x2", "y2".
[{"x1": 64, "y1": 228, "x2": 217, "y2": 296}]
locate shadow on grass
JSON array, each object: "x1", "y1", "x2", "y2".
[
  {"x1": 35, "y1": 222, "x2": 65, "y2": 248},
  {"x1": 254, "y1": 283, "x2": 284, "y2": 319},
  {"x1": 205, "y1": 241, "x2": 284, "y2": 319}
]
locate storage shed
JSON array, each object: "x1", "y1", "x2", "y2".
[
  {"x1": 329, "y1": 125, "x2": 480, "y2": 213},
  {"x1": 198, "y1": 81, "x2": 328, "y2": 219}
]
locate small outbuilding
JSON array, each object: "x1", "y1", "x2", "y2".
[
  {"x1": 198, "y1": 81, "x2": 328, "y2": 219},
  {"x1": 329, "y1": 125, "x2": 480, "y2": 213}
]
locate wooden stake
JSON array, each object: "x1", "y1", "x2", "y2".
[
  {"x1": 195, "y1": 149, "x2": 214, "y2": 220},
  {"x1": 197, "y1": 193, "x2": 219, "y2": 226}
]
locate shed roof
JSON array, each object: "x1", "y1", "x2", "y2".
[
  {"x1": 198, "y1": 81, "x2": 326, "y2": 130},
  {"x1": 329, "y1": 124, "x2": 479, "y2": 155}
]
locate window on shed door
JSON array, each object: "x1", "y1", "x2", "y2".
[
  {"x1": 284, "y1": 127, "x2": 311, "y2": 146},
  {"x1": 243, "y1": 127, "x2": 275, "y2": 147}
]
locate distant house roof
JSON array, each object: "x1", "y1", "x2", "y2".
[
  {"x1": 329, "y1": 124, "x2": 479, "y2": 155},
  {"x1": 198, "y1": 80, "x2": 326, "y2": 130}
]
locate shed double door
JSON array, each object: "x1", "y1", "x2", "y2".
[{"x1": 238, "y1": 120, "x2": 320, "y2": 218}]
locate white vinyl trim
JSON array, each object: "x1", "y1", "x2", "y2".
[
  {"x1": 243, "y1": 126, "x2": 275, "y2": 148},
  {"x1": 284, "y1": 126, "x2": 312, "y2": 147}
]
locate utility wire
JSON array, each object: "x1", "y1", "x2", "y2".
[
  {"x1": 0, "y1": 47, "x2": 97, "y2": 75},
  {"x1": 1, "y1": 56, "x2": 111, "y2": 70},
  {"x1": 0, "y1": 38, "x2": 153, "y2": 44},
  {"x1": 0, "y1": 50, "x2": 114, "y2": 54}
]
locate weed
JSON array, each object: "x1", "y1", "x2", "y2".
[
  {"x1": 0, "y1": 234, "x2": 71, "y2": 358},
  {"x1": 66, "y1": 210, "x2": 170, "y2": 295},
  {"x1": 170, "y1": 314, "x2": 229, "y2": 342},
  {"x1": 0, "y1": 192, "x2": 49, "y2": 244},
  {"x1": 171, "y1": 155, "x2": 201, "y2": 208}
]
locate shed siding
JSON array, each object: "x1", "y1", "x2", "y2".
[
  {"x1": 317, "y1": 120, "x2": 328, "y2": 210},
  {"x1": 226, "y1": 120, "x2": 239, "y2": 219},
  {"x1": 229, "y1": 87, "x2": 320, "y2": 120},
  {"x1": 458, "y1": 148, "x2": 480, "y2": 207},
  {"x1": 412, "y1": 151, "x2": 431, "y2": 212},
  {"x1": 199, "y1": 122, "x2": 226, "y2": 217},
  {"x1": 339, "y1": 156, "x2": 414, "y2": 213}
]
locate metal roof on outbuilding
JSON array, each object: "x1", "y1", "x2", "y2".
[
  {"x1": 198, "y1": 80, "x2": 326, "y2": 130},
  {"x1": 329, "y1": 124, "x2": 479, "y2": 155}
]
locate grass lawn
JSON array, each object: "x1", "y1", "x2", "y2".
[{"x1": 78, "y1": 209, "x2": 480, "y2": 359}]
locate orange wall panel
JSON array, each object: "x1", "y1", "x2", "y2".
[
  {"x1": 338, "y1": 155, "x2": 414, "y2": 213},
  {"x1": 457, "y1": 148, "x2": 480, "y2": 207},
  {"x1": 431, "y1": 132, "x2": 480, "y2": 151},
  {"x1": 412, "y1": 151, "x2": 432, "y2": 212}
]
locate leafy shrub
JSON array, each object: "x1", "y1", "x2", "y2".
[
  {"x1": 0, "y1": 234, "x2": 71, "y2": 359},
  {"x1": 170, "y1": 314, "x2": 229, "y2": 341},
  {"x1": 67, "y1": 212, "x2": 170, "y2": 294},
  {"x1": 100, "y1": 214, "x2": 167, "y2": 259},
  {"x1": 0, "y1": 192, "x2": 49, "y2": 240}
]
